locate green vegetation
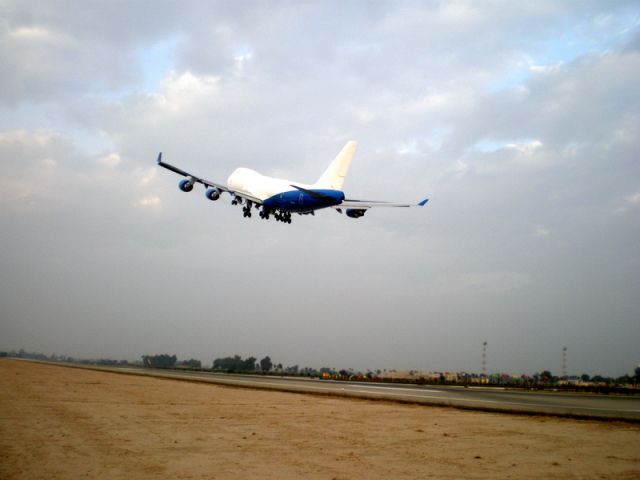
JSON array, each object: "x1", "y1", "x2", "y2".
[
  {"x1": 179, "y1": 358, "x2": 202, "y2": 369},
  {"x1": 212, "y1": 355, "x2": 257, "y2": 372},
  {"x1": 142, "y1": 354, "x2": 177, "y2": 369},
  {"x1": 259, "y1": 356, "x2": 272, "y2": 372}
]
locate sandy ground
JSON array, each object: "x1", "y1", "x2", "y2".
[{"x1": 1, "y1": 360, "x2": 639, "y2": 479}]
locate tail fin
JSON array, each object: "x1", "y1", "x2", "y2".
[{"x1": 314, "y1": 141, "x2": 358, "y2": 190}]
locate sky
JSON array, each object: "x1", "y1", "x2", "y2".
[{"x1": 1, "y1": 1, "x2": 639, "y2": 376}]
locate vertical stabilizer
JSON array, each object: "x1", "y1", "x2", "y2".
[{"x1": 314, "y1": 141, "x2": 358, "y2": 190}]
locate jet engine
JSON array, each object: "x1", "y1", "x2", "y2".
[
  {"x1": 178, "y1": 178, "x2": 194, "y2": 192},
  {"x1": 346, "y1": 208, "x2": 366, "y2": 218},
  {"x1": 205, "y1": 187, "x2": 220, "y2": 201}
]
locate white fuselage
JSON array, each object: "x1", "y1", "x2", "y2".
[{"x1": 227, "y1": 168, "x2": 315, "y2": 202}]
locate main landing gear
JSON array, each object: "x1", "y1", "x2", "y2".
[
  {"x1": 235, "y1": 198, "x2": 292, "y2": 224},
  {"x1": 242, "y1": 202, "x2": 253, "y2": 218},
  {"x1": 258, "y1": 207, "x2": 292, "y2": 223},
  {"x1": 272, "y1": 210, "x2": 292, "y2": 224}
]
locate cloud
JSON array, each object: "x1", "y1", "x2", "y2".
[
  {"x1": 627, "y1": 192, "x2": 640, "y2": 206},
  {"x1": 97, "y1": 153, "x2": 121, "y2": 168},
  {"x1": 535, "y1": 225, "x2": 551, "y2": 237},
  {"x1": 155, "y1": 71, "x2": 219, "y2": 113},
  {"x1": 459, "y1": 271, "x2": 531, "y2": 294},
  {"x1": 0, "y1": 129, "x2": 75, "y2": 207},
  {"x1": 0, "y1": 1, "x2": 186, "y2": 104},
  {"x1": 469, "y1": 139, "x2": 551, "y2": 175},
  {"x1": 134, "y1": 195, "x2": 161, "y2": 208},
  {"x1": 8, "y1": 26, "x2": 53, "y2": 40},
  {"x1": 618, "y1": 191, "x2": 640, "y2": 213},
  {"x1": 1, "y1": 2, "x2": 639, "y2": 375}
]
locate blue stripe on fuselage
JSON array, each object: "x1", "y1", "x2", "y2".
[{"x1": 263, "y1": 189, "x2": 345, "y2": 212}]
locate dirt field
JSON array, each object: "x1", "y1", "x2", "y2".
[{"x1": 1, "y1": 360, "x2": 639, "y2": 479}]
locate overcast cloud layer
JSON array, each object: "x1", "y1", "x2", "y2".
[{"x1": 1, "y1": 1, "x2": 639, "y2": 376}]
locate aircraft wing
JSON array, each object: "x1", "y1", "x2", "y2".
[
  {"x1": 156, "y1": 152, "x2": 263, "y2": 205},
  {"x1": 334, "y1": 198, "x2": 429, "y2": 209},
  {"x1": 157, "y1": 152, "x2": 229, "y2": 192}
]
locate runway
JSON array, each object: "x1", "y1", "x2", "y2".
[{"x1": 104, "y1": 367, "x2": 640, "y2": 421}]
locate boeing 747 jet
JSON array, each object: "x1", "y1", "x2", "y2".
[{"x1": 156, "y1": 141, "x2": 428, "y2": 223}]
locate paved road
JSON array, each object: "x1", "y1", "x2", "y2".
[{"x1": 105, "y1": 367, "x2": 640, "y2": 421}]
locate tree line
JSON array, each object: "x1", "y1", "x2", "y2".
[
  {"x1": 212, "y1": 354, "x2": 275, "y2": 372},
  {"x1": 142, "y1": 354, "x2": 201, "y2": 369},
  {"x1": 3, "y1": 349, "x2": 639, "y2": 390}
]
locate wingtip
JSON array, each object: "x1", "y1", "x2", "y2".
[
  {"x1": 156, "y1": 152, "x2": 162, "y2": 164},
  {"x1": 418, "y1": 198, "x2": 429, "y2": 207}
]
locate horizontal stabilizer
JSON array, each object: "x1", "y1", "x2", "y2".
[{"x1": 290, "y1": 184, "x2": 337, "y2": 201}]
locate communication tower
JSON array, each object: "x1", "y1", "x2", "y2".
[{"x1": 482, "y1": 341, "x2": 487, "y2": 375}]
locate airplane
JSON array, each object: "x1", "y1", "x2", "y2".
[{"x1": 156, "y1": 141, "x2": 428, "y2": 223}]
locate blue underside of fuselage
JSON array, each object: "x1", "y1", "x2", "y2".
[{"x1": 263, "y1": 189, "x2": 345, "y2": 212}]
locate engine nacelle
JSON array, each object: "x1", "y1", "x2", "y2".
[
  {"x1": 346, "y1": 208, "x2": 366, "y2": 219},
  {"x1": 205, "y1": 187, "x2": 220, "y2": 201},
  {"x1": 178, "y1": 178, "x2": 194, "y2": 192}
]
